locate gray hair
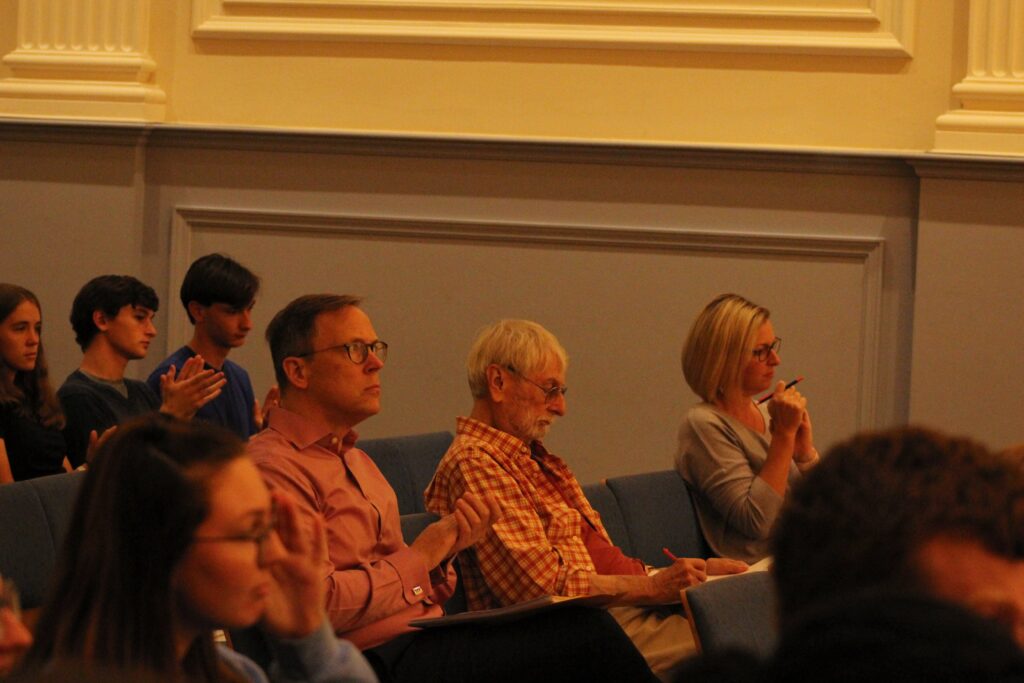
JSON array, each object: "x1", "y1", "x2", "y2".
[{"x1": 466, "y1": 319, "x2": 568, "y2": 399}]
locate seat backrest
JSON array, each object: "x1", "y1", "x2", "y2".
[
  {"x1": 605, "y1": 470, "x2": 712, "y2": 567},
  {"x1": 581, "y1": 481, "x2": 634, "y2": 558},
  {"x1": 360, "y1": 431, "x2": 454, "y2": 515},
  {"x1": 682, "y1": 570, "x2": 778, "y2": 658},
  {"x1": 0, "y1": 472, "x2": 85, "y2": 609}
]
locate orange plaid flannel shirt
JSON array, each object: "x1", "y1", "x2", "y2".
[{"x1": 424, "y1": 417, "x2": 613, "y2": 610}]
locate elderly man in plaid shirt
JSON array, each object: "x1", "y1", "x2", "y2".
[{"x1": 425, "y1": 319, "x2": 748, "y2": 677}]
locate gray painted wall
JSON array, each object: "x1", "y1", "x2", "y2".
[{"x1": 2, "y1": 126, "x2": 1016, "y2": 481}]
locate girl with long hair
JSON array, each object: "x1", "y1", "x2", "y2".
[{"x1": 0, "y1": 284, "x2": 69, "y2": 482}]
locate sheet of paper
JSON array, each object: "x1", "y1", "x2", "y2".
[{"x1": 409, "y1": 593, "x2": 618, "y2": 628}]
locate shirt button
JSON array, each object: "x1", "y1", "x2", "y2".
[{"x1": 331, "y1": 436, "x2": 339, "y2": 445}]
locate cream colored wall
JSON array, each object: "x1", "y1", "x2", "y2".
[
  {"x1": 163, "y1": 2, "x2": 960, "y2": 150},
  {"x1": 0, "y1": 2, "x2": 13, "y2": 81},
  {"x1": 1, "y1": 1, "x2": 965, "y2": 151}
]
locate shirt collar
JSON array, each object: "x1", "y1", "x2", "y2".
[
  {"x1": 266, "y1": 405, "x2": 359, "y2": 454},
  {"x1": 456, "y1": 416, "x2": 544, "y2": 458}
]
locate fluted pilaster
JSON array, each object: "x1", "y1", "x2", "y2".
[
  {"x1": 0, "y1": 0, "x2": 165, "y2": 121},
  {"x1": 934, "y1": 0, "x2": 1024, "y2": 155}
]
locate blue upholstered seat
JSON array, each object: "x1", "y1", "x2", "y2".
[
  {"x1": 605, "y1": 470, "x2": 712, "y2": 567},
  {"x1": 0, "y1": 471, "x2": 84, "y2": 609},
  {"x1": 582, "y1": 480, "x2": 634, "y2": 558},
  {"x1": 682, "y1": 570, "x2": 778, "y2": 657},
  {"x1": 0, "y1": 434, "x2": 719, "y2": 632},
  {"x1": 360, "y1": 431, "x2": 454, "y2": 515}
]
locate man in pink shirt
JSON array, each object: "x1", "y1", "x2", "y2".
[{"x1": 249, "y1": 294, "x2": 656, "y2": 683}]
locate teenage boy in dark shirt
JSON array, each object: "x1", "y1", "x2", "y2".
[{"x1": 59, "y1": 275, "x2": 225, "y2": 467}]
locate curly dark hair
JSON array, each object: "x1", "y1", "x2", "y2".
[
  {"x1": 772, "y1": 426, "x2": 1024, "y2": 625},
  {"x1": 69, "y1": 275, "x2": 159, "y2": 351}
]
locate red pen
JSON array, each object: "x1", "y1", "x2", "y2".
[
  {"x1": 757, "y1": 376, "x2": 805, "y2": 405},
  {"x1": 662, "y1": 547, "x2": 679, "y2": 562}
]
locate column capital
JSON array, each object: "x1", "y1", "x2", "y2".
[
  {"x1": 0, "y1": 0, "x2": 166, "y2": 122},
  {"x1": 934, "y1": 0, "x2": 1024, "y2": 156}
]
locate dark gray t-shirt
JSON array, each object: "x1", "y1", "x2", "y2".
[{"x1": 58, "y1": 369, "x2": 160, "y2": 468}]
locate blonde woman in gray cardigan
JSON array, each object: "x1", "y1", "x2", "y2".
[{"x1": 675, "y1": 294, "x2": 819, "y2": 563}]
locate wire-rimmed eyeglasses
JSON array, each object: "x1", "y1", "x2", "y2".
[
  {"x1": 299, "y1": 340, "x2": 388, "y2": 364},
  {"x1": 753, "y1": 337, "x2": 782, "y2": 363},
  {"x1": 506, "y1": 365, "x2": 568, "y2": 403},
  {"x1": 193, "y1": 501, "x2": 278, "y2": 565}
]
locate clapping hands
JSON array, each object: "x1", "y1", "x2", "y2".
[{"x1": 159, "y1": 355, "x2": 226, "y2": 420}]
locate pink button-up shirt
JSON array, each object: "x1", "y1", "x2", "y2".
[{"x1": 248, "y1": 406, "x2": 456, "y2": 650}]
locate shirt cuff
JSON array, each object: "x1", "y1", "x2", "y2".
[
  {"x1": 795, "y1": 448, "x2": 820, "y2": 472},
  {"x1": 384, "y1": 545, "x2": 435, "y2": 604}
]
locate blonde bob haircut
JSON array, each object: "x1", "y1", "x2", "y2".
[
  {"x1": 682, "y1": 293, "x2": 770, "y2": 403},
  {"x1": 467, "y1": 319, "x2": 568, "y2": 399}
]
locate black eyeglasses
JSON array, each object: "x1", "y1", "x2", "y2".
[
  {"x1": 753, "y1": 338, "x2": 782, "y2": 362},
  {"x1": 506, "y1": 365, "x2": 568, "y2": 403},
  {"x1": 193, "y1": 502, "x2": 278, "y2": 565},
  {"x1": 300, "y1": 340, "x2": 388, "y2": 364}
]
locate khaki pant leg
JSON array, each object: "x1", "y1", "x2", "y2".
[{"x1": 608, "y1": 605, "x2": 696, "y2": 677}]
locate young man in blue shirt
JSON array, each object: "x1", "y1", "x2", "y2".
[{"x1": 148, "y1": 254, "x2": 272, "y2": 439}]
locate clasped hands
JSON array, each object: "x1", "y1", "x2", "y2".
[
  {"x1": 411, "y1": 492, "x2": 503, "y2": 570},
  {"x1": 767, "y1": 380, "x2": 816, "y2": 463}
]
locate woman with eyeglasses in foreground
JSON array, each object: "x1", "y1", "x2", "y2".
[
  {"x1": 20, "y1": 414, "x2": 376, "y2": 683},
  {"x1": 674, "y1": 293, "x2": 819, "y2": 563},
  {"x1": 0, "y1": 284, "x2": 72, "y2": 483}
]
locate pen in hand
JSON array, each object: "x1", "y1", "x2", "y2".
[
  {"x1": 757, "y1": 375, "x2": 805, "y2": 405},
  {"x1": 662, "y1": 547, "x2": 679, "y2": 563}
]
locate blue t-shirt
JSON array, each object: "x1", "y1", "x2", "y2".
[{"x1": 147, "y1": 346, "x2": 257, "y2": 439}]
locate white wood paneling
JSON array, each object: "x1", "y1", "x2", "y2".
[{"x1": 192, "y1": 0, "x2": 915, "y2": 55}]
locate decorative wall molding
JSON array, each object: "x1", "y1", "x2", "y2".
[
  {"x1": 0, "y1": 0, "x2": 166, "y2": 121},
  {"x1": 912, "y1": 156, "x2": 1024, "y2": 182},
  {"x1": 192, "y1": 0, "x2": 915, "y2": 56},
  {"x1": 171, "y1": 205, "x2": 886, "y2": 429},
  {"x1": 4, "y1": 118, "x2": 1024, "y2": 180},
  {"x1": 934, "y1": 0, "x2": 1024, "y2": 156}
]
